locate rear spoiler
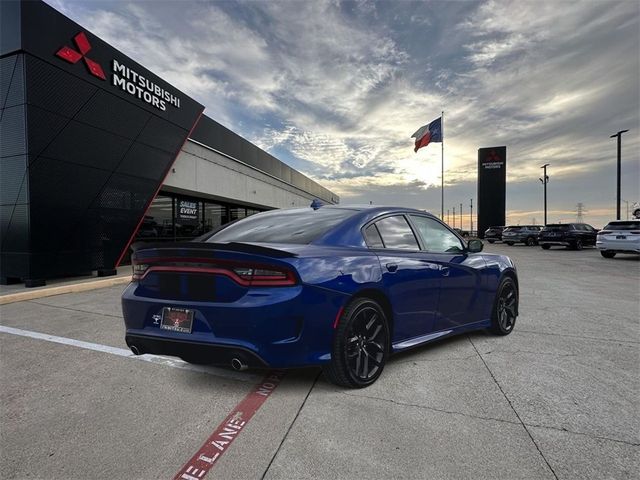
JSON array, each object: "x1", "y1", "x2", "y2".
[{"x1": 130, "y1": 241, "x2": 297, "y2": 258}]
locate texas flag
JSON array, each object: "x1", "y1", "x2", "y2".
[{"x1": 411, "y1": 117, "x2": 442, "y2": 152}]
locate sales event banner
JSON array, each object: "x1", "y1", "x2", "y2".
[
  {"x1": 477, "y1": 146, "x2": 506, "y2": 238},
  {"x1": 177, "y1": 198, "x2": 199, "y2": 224}
]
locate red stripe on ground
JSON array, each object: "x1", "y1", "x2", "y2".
[{"x1": 173, "y1": 370, "x2": 286, "y2": 480}]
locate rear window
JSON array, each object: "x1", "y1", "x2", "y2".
[
  {"x1": 206, "y1": 208, "x2": 357, "y2": 244},
  {"x1": 504, "y1": 227, "x2": 522, "y2": 231},
  {"x1": 604, "y1": 221, "x2": 640, "y2": 231},
  {"x1": 545, "y1": 224, "x2": 572, "y2": 231}
]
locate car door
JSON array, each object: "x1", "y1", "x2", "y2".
[
  {"x1": 364, "y1": 215, "x2": 441, "y2": 344},
  {"x1": 408, "y1": 215, "x2": 486, "y2": 332}
]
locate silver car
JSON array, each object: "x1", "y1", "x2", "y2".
[{"x1": 596, "y1": 220, "x2": 640, "y2": 258}]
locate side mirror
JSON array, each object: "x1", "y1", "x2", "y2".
[{"x1": 467, "y1": 239, "x2": 483, "y2": 253}]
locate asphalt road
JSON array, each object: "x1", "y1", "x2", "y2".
[{"x1": 1, "y1": 244, "x2": 638, "y2": 479}]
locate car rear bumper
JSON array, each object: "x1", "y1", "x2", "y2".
[
  {"x1": 125, "y1": 333, "x2": 269, "y2": 368},
  {"x1": 596, "y1": 239, "x2": 640, "y2": 253},
  {"x1": 121, "y1": 281, "x2": 349, "y2": 368}
]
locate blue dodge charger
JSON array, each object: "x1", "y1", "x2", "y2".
[{"x1": 122, "y1": 205, "x2": 518, "y2": 388}]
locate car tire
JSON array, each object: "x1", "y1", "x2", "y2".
[
  {"x1": 574, "y1": 239, "x2": 583, "y2": 250},
  {"x1": 526, "y1": 237, "x2": 535, "y2": 246},
  {"x1": 601, "y1": 250, "x2": 616, "y2": 258},
  {"x1": 323, "y1": 298, "x2": 390, "y2": 388},
  {"x1": 487, "y1": 239, "x2": 495, "y2": 244},
  {"x1": 505, "y1": 242, "x2": 514, "y2": 246},
  {"x1": 541, "y1": 244, "x2": 551, "y2": 250},
  {"x1": 490, "y1": 277, "x2": 518, "y2": 336}
]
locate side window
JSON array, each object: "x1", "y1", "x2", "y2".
[
  {"x1": 374, "y1": 216, "x2": 419, "y2": 250},
  {"x1": 363, "y1": 224, "x2": 384, "y2": 248},
  {"x1": 409, "y1": 215, "x2": 464, "y2": 253}
]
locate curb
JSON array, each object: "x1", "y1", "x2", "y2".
[{"x1": 0, "y1": 276, "x2": 131, "y2": 306}]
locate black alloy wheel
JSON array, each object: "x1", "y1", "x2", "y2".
[
  {"x1": 324, "y1": 298, "x2": 390, "y2": 388},
  {"x1": 526, "y1": 237, "x2": 536, "y2": 246},
  {"x1": 601, "y1": 250, "x2": 616, "y2": 258},
  {"x1": 506, "y1": 242, "x2": 514, "y2": 246},
  {"x1": 541, "y1": 244, "x2": 551, "y2": 250},
  {"x1": 490, "y1": 277, "x2": 518, "y2": 336},
  {"x1": 488, "y1": 239, "x2": 495, "y2": 244},
  {"x1": 573, "y1": 239, "x2": 583, "y2": 250}
]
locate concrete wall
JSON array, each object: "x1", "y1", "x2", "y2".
[{"x1": 163, "y1": 139, "x2": 335, "y2": 210}]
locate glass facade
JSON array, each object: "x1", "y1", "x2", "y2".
[{"x1": 134, "y1": 191, "x2": 265, "y2": 242}]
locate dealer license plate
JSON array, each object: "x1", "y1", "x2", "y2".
[
  {"x1": 160, "y1": 307, "x2": 194, "y2": 333},
  {"x1": 616, "y1": 235, "x2": 626, "y2": 239}
]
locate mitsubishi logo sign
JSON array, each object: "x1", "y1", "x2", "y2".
[
  {"x1": 56, "y1": 32, "x2": 106, "y2": 80},
  {"x1": 55, "y1": 31, "x2": 181, "y2": 111}
]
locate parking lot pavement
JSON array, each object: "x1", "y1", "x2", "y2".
[{"x1": 1, "y1": 245, "x2": 638, "y2": 479}]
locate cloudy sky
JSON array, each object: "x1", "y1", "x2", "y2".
[{"x1": 48, "y1": 0, "x2": 639, "y2": 228}]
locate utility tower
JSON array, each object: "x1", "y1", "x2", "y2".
[{"x1": 575, "y1": 203, "x2": 587, "y2": 223}]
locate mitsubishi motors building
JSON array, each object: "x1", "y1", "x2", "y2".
[{"x1": 0, "y1": 0, "x2": 338, "y2": 287}]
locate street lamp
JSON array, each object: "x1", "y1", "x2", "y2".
[
  {"x1": 539, "y1": 164, "x2": 550, "y2": 226},
  {"x1": 610, "y1": 129, "x2": 629, "y2": 220}
]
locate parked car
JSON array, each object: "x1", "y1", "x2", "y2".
[
  {"x1": 484, "y1": 226, "x2": 505, "y2": 243},
  {"x1": 122, "y1": 206, "x2": 519, "y2": 388},
  {"x1": 539, "y1": 223, "x2": 598, "y2": 250},
  {"x1": 502, "y1": 225, "x2": 543, "y2": 246},
  {"x1": 453, "y1": 227, "x2": 470, "y2": 238},
  {"x1": 596, "y1": 220, "x2": 640, "y2": 258}
]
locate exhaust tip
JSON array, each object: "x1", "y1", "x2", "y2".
[
  {"x1": 231, "y1": 358, "x2": 248, "y2": 371},
  {"x1": 130, "y1": 345, "x2": 141, "y2": 356}
]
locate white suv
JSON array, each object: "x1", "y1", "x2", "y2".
[{"x1": 596, "y1": 220, "x2": 640, "y2": 258}]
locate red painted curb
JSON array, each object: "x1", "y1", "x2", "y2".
[{"x1": 173, "y1": 370, "x2": 286, "y2": 480}]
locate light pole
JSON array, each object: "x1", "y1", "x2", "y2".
[
  {"x1": 447, "y1": 209, "x2": 450, "y2": 224},
  {"x1": 610, "y1": 130, "x2": 629, "y2": 220},
  {"x1": 453, "y1": 206, "x2": 456, "y2": 228},
  {"x1": 460, "y1": 203, "x2": 463, "y2": 230},
  {"x1": 539, "y1": 164, "x2": 550, "y2": 225},
  {"x1": 470, "y1": 198, "x2": 473, "y2": 233}
]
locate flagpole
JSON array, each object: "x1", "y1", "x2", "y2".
[{"x1": 441, "y1": 110, "x2": 444, "y2": 221}]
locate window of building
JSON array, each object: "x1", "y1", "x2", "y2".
[
  {"x1": 135, "y1": 192, "x2": 267, "y2": 243},
  {"x1": 141, "y1": 195, "x2": 173, "y2": 240},
  {"x1": 229, "y1": 207, "x2": 247, "y2": 222},
  {"x1": 203, "y1": 203, "x2": 228, "y2": 234}
]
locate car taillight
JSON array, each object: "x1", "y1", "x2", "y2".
[
  {"x1": 232, "y1": 266, "x2": 296, "y2": 286},
  {"x1": 130, "y1": 257, "x2": 296, "y2": 286},
  {"x1": 630, "y1": 231, "x2": 640, "y2": 234}
]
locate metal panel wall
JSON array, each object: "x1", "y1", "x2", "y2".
[
  {"x1": 0, "y1": 1, "x2": 204, "y2": 283},
  {"x1": 0, "y1": 54, "x2": 30, "y2": 280}
]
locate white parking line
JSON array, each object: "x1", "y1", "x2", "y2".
[{"x1": 0, "y1": 325, "x2": 259, "y2": 383}]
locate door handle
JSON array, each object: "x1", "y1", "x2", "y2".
[
  {"x1": 386, "y1": 263, "x2": 398, "y2": 273},
  {"x1": 440, "y1": 266, "x2": 450, "y2": 277}
]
